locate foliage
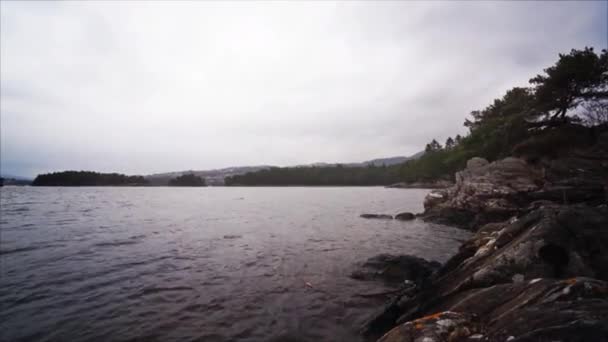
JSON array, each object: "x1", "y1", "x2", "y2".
[
  {"x1": 168, "y1": 173, "x2": 206, "y2": 186},
  {"x1": 530, "y1": 47, "x2": 608, "y2": 120},
  {"x1": 399, "y1": 47, "x2": 607, "y2": 183},
  {"x1": 580, "y1": 100, "x2": 608, "y2": 126},
  {"x1": 225, "y1": 164, "x2": 401, "y2": 186},
  {"x1": 32, "y1": 171, "x2": 148, "y2": 186}
]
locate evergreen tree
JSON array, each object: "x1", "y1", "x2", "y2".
[{"x1": 445, "y1": 137, "x2": 455, "y2": 150}]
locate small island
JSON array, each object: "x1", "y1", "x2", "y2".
[
  {"x1": 32, "y1": 171, "x2": 148, "y2": 186},
  {"x1": 168, "y1": 173, "x2": 206, "y2": 187}
]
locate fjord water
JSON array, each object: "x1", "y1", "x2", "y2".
[{"x1": 0, "y1": 187, "x2": 470, "y2": 342}]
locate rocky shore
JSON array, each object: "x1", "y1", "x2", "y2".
[{"x1": 358, "y1": 131, "x2": 608, "y2": 341}]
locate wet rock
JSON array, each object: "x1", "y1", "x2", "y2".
[
  {"x1": 350, "y1": 254, "x2": 440, "y2": 285},
  {"x1": 394, "y1": 212, "x2": 415, "y2": 221},
  {"x1": 377, "y1": 311, "x2": 482, "y2": 342},
  {"x1": 361, "y1": 214, "x2": 393, "y2": 220},
  {"x1": 363, "y1": 205, "x2": 608, "y2": 339},
  {"x1": 420, "y1": 207, "x2": 475, "y2": 229},
  {"x1": 429, "y1": 278, "x2": 608, "y2": 342}
]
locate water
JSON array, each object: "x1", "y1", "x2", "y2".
[{"x1": 0, "y1": 187, "x2": 470, "y2": 342}]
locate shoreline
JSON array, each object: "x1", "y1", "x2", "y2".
[{"x1": 359, "y1": 139, "x2": 608, "y2": 341}]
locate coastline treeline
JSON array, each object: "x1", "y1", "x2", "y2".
[
  {"x1": 32, "y1": 171, "x2": 148, "y2": 186},
  {"x1": 398, "y1": 47, "x2": 607, "y2": 182},
  {"x1": 168, "y1": 173, "x2": 206, "y2": 186},
  {"x1": 227, "y1": 47, "x2": 607, "y2": 186},
  {"x1": 225, "y1": 164, "x2": 401, "y2": 186}
]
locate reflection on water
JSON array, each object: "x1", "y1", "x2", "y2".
[{"x1": 0, "y1": 187, "x2": 470, "y2": 342}]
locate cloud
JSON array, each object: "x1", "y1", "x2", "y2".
[{"x1": 1, "y1": 1, "x2": 606, "y2": 177}]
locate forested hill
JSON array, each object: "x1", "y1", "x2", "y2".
[
  {"x1": 32, "y1": 171, "x2": 148, "y2": 186},
  {"x1": 227, "y1": 47, "x2": 608, "y2": 186},
  {"x1": 225, "y1": 164, "x2": 402, "y2": 186}
]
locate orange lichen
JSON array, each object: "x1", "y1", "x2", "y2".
[
  {"x1": 563, "y1": 278, "x2": 577, "y2": 285},
  {"x1": 415, "y1": 323, "x2": 424, "y2": 330},
  {"x1": 415, "y1": 312, "x2": 444, "y2": 322}
]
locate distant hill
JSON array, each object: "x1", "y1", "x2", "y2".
[
  {"x1": 146, "y1": 152, "x2": 423, "y2": 186},
  {"x1": 145, "y1": 165, "x2": 273, "y2": 186},
  {"x1": 361, "y1": 152, "x2": 424, "y2": 166},
  {"x1": 0, "y1": 174, "x2": 33, "y2": 186},
  {"x1": 294, "y1": 152, "x2": 424, "y2": 168}
]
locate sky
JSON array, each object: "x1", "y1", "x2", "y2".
[{"x1": 1, "y1": 1, "x2": 606, "y2": 177}]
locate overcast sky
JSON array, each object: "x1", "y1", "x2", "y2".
[{"x1": 1, "y1": 1, "x2": 606, "y2": 177}]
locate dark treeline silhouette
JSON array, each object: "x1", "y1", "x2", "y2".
[
  {"x1": 32, "y1": 171, "x2": 148, "y2": 186},
  {"x1": 225, "y1": 47, "x2": 607, "y2": 186},
  {"x1": 168, "y1": 173, "x2": 206, "y2": 186},
  {"x1": 225, "y1": 164, "x2": 401, "y2": 186}
]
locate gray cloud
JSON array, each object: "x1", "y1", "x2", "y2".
[{"x1": 1, "y1": 1, "x2": 606, "y2": 177}]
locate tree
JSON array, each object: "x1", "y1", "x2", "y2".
[
  {"x1": 445, "y1": 137, "x2": 455, "y2": 150},
  {"x1": 530, "y1": 47, "x2": 608, "y2": 121},
  {"x1": 168, "y1": 173, "x2": 206, "y2": 186},
  {"x1": 581, "y1": 100, "x2": 608, "y2": 126},
  {"x1": 425, "y1": 139, "x2": 443, "y2": 153},
  {"x1": 32, "y1": 171, "x2": 148, "y2": 186}
]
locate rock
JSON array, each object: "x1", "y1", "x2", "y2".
[
  {"x1": 420, "y1": 278, "x2": 608, "y2": 342},
  {"x1": 394, "y1": 212, "x2": 415, "y2": 221},
  {"x1": 350, "y1": 254, "x2": 440, "y2": 285},
  {"x1": 466, "y1": 157, "x2": 489, "y2": 169},
  {"x1": 419, "y1": 207, "x2": 475, "y2": 229},
  {"x1": 361, "y1": 214, "x2": 393, "y2": 219},
  {"x1": 421, "y1": 157, "x2": 545, "y2": 229},
  {"x1": 423, "y1": 189, "x2": 449, "y2": 210},
  {"x1": 377, "y1": 311, "x2": 482, "y2": 342},
  {"x1": 364, "y1": 134, "x2": 608, "y2": 341},
  {"x1": 362, "y1": 204, "x2": 608, "y2": 339},
  {"x1": 421, "y1": 134, "x2": 608, "y2": 230}
]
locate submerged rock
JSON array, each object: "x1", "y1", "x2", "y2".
[
  {"x1": 361, "y1": 214, "x2": 393, "y2": 220},
  {"x1": 350, "y1": 254, "x2": 440, "y2": 285},
  {"x1": 394, "y1": 212, "x2": 415, "y2": 221}
]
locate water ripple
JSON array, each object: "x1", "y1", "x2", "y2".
[{"x1": 0, "y1": 186, "x2": 470, "y2": 342}]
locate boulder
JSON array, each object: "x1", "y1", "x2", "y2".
[
  {"x1": 394, "y1": 212, "x2": 415, "y2": 221},
  {"x1": 350, "y1": 254, "x2": 440, "y2": 285},
  {"x1": 422, "y1": 157, "x2": 545, "y2": 229},
  {"x1": 466, "y1": 157, "x2": 489, "y2": 169},
  {"x1": 423, "y1": 189, "x2": 449, "y2": 210},
  {"x1": 361, "y1": 214, "x2": 393, "y2": 220},
  {"x1": 421, "y1": 135, "x2": 608, "y2": 230}
]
